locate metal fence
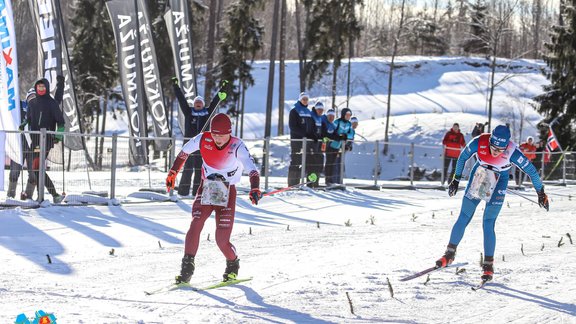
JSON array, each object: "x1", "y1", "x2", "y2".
[{"x1": 2, "y1": 129, "x2": 574, "y2": 205}]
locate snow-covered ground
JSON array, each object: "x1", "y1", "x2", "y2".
[{"x1": 1, "y1": 183, "x2": 575, "y2": 322}]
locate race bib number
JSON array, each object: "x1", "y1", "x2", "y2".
[
  {"x1": 201, "y1": 179, "x2": 230, "y2": 207},
  {"x1": 466, "y1": 166, "x2": 500, "y2": 202}
]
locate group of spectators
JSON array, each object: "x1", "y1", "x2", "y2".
[
  {"x1": 288, "y1": 92, "x2": 358, "y2": 187},
  {"x1": 442, "y1": 122, "x2": 542, "y2": 186}
]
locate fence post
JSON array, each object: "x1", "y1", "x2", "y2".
[
  {"x1": 374, "y1": 140, "x2": 380, "y2": 187},
  {"x1": 38, "y1": 128, "x2": 47, "y2": 202},
  {"x1": 264, "y1": 137, "x2": 271, "y2": 191},
  {"x1": 562, "y1": 152, "x2": 566, "y2": 185},
  {"x1": 410, "y1": 142, "x2": 415, "y2": 187},
  {"x1": 541, "y1": 151, "x2": 545, "y2": 179},
  {"x1": 340, "y1": 143, "x2": 346, "y2": 185},
  {"x1": 440, "y1": 146, "x2": 445, "y2": 185},
  {"x1": 301, "y1": 138, "x2": 307, "y2": 182},
  {"x1": 110, "y1": 133, "x2": 118, "y2": 200}
]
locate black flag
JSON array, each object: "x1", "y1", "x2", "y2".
[
  {"x1": 164, "y1": 0, "x2": 198, "y2": 134},
  {"x1": 28, "y1": 0, "x2": 83, "y2": 150},
  {"x1": 106, "y1": 0, "x2": 148, "y2": 166},
  {"x1": 137, "y1": 0, "x2": 170, "y2": 150}
]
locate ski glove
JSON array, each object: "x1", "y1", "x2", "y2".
[
  {"x1": 54, "y1": 125, "x2": 65, "y2": 143},
  {"x1": 166, "y1": 170, "x2": 178, "y2": 192},
  {"x1": 537, "y1": 187, "x2": 549, "y2": 211},
  {"x1": 448, "y1": 177, "x2": 460, "y2": 197},
  {"x1": 249, "y1": 188, "x2": 262, "y2": 205},
  {"x1": 171, "y1": 77, "x2": 178, "y2": 86},
  {"x1": 339, "y1": 134, "x2": 348, "y2": 141}
]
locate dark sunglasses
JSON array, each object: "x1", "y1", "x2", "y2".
[{"x1": 490, "y1": 144, "x2": 506, "y2": 153}]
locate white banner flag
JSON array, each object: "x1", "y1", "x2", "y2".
[{"x1": 0, "y1": 0, "x2": 21, "y2": 166}]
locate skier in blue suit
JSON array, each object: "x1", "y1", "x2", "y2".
[{"x1": 436, "y1": 125, "x2": 549, "y2": 282}]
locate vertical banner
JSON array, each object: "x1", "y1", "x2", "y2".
[
  {"x1": 106, "y1": 0, "x2": 148, "y2": 165},
  {"x1": 164, "y1": 0, "x2": 198, "y2": 134},
  {"x1": 28, "y1": 0, "x2": 83, "y2": 150},
  {"x1": 137, "y1": 0, "x2": 169, "y2": 150},
  {"x1": 0, "y1": 0, "x2": 21, "y2": 166},
  {"x1": 0, "y1": 131, "x2": 4, "y2": 190}
]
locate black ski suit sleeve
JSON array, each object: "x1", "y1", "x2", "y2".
[
  {"x1": 51, "y1": 100, "x2": 65, "y2": 127},
  {"x1": 173, "y1": 84, "x2": 192, "y2": 116},
  {"x1": 54, "y1": 76, "x2": 65, "y2": 105},
  {"x1": 289, "y1": 108, "x2": 305, "y2": 138}
]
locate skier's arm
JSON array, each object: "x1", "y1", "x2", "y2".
[
  {"x1": 169, "y1": 133, "x2": 202, "y2": 173},
  {"x1": 236, "y1": 142, "x2": 260, "y2": 190},
  {"x1": 173, "y1": 83, "x2": 192, "y2": 116},
  {"x1": 511, "y1": 148, "x2": 543, "y2": 192},
  {"x1": 453, "y1": 137, "x2": 479, "y2": 179}
]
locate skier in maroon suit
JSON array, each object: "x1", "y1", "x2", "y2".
[{"x1": 166, "y1": 113, "x2": 261, "y2": 283}]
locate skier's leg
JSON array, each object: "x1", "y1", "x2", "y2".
[
  {"x1": 482, "y1": 175, "x2": 507, "y2": 258},
  {"x1": 443, "y1": 156, "x2": 450, "y2": 184},
  {"x1": 184, "y1": 185, "x2": 214, "y2": 256},
  {"x1": 448, "y1": 195, "x2": 480, "y2": 246},
  {"x1": 215, "y1": 186, "x2": 237, "y2": 260}
]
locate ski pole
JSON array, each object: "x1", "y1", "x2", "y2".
[
  {"x1": 263, "y1": 173, "x2": 318, "y2": 197},
  {"x1": 199, "y1": 80, "x2": 230, "y2": 134},
  {"x1": 506, "y1": 189, "x2": 538, "y2": 204}
]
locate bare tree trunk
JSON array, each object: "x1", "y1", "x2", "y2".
[
  {"x1": 346, "y1": 35, "x2": 353, "y2": 107},
  {"x1": 383, "y1": 0, "x2": 407, "y2": 155},
  {"x1": 215, "y1": 0, "x2": 225, "y2": 41},
  {"x1": 532, "y1": 0, "x2": 542, "y2": 58},
  {"x1": 263, "y1": 0, "x2": 281, "y2": 173},
  {"x1": 204, "y1": 0, "x2": 218, "y2": 100},
  {"x1": 295, "y1": 0, "x2": 305, "y2": 92},
  {"x1": 278, "y1": 0, "x2": 287, "y2": 135}
]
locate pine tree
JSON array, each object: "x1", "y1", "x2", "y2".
[
  {"x1": 303, "y1": 0, "x2": 363, "y2": 108},
  {"x1": 70, "y1": 0, "x2": 118, "y2": 132},
  {"x1": 534, "y1": 0, "x2": 576, "y2": 149},
  {"x1": 217, "y1": 0, "x2": 265, "y2": 114},
  {"x1": 462, "y1": 0, "x2": 489, "y2": 54}
]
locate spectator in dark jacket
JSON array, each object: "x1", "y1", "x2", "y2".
[
  {"x1": 26, "y1": 78, "x2": 65, "y2": 203},
  {"x1": 442, "y1": 123, "x2": 466, "y2": 184},
  {"x1": 471, "y1": 122, "x2": 486, "y2": 138},
  {"x1": 308, "y1": 101, "x2": 326, "y2": 187},
  {"x1": 288, "y1": 92, "x2": 315, "y2": 186},
  {"x1": 172, "y1": 78, "x2": 211, "y2": 197}
]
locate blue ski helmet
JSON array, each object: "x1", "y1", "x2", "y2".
[{"x1": 490, "y1": 125, "x2": 511, "y2": 148}]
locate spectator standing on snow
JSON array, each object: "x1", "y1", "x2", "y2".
[
  {"x1": 322, "y1": 109, "x2": 338, "y2": 184},
  {"x1": 327, "y1": 108, "x2": 353, "y2": 185},
  {"x1": 172, "y1": 77, "x2": 211, "y2": 197},
  {"x1": 345, "y1": 116, "x2": 358, "y2": 152},
  {"x1": 436, "y1": 125, "x2": 549, "y2": 284},
  {"x1": 442, "y1": 123, "x2": 466, "y2": 184},
  {"x1": 308, "y1": 101, "x2": 327, "y2": 187},
  {"x1": 288, "y1": 92, "x2": 315, "y2": 186},
  {"x1": 516, "y1": 136, "x2": 537, "y2": 185},
  {"x1": 471, "y1": 122, "x2": 486, "y2": 138},
  {"x1": 25, "y1": 77, "x2": 65, "y2": 203},
  {"x1": 166, "y1": 113, "x2": 261, "y2": 284}
]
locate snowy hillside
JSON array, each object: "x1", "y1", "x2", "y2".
[
  {"x1": 105, "y1": 56, "x2": 548, "y2": 144},
  {"x1": 1, "y1": 184, "x2": 574, "y2": 322}
]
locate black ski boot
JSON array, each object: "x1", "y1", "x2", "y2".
[
  {"x1": 223, "y1": 258, "x2": 240, "y2": 282},
  {"x1": 481, "y1": 257, "x2": 494, "y2": 282},
  {"x1": 435, "y1": 244, "x2": 457, "y2": 268},
  {"x1": 175, "y1": 254, "x2": 195, "y2": 284}
]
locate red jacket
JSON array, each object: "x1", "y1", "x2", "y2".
[
  {"x1": 519, "y1": 142, "x2": 537, "y2": 161},
  {"x1": 442, "y1": 129, "x2": 466, "y2": 158}
]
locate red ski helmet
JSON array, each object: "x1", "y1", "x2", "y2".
[{"x1": 210, "y1": 113, "x2": 232, "y2": 135}]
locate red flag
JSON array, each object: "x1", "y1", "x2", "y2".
[{"x1": 546, "y1": 127, "x2": 561, "y2": 152}]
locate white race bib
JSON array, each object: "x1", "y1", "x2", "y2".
[
  {"x1": 466, "y1": 166, "x2": 500, "y2": 202},
  {"x1": 201, "y1": 179, "x2": 230, "y2": 207}
]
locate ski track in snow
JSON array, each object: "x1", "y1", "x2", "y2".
[{"x1": 0, "y1": 186, "x2": 575, "y2": 323}]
